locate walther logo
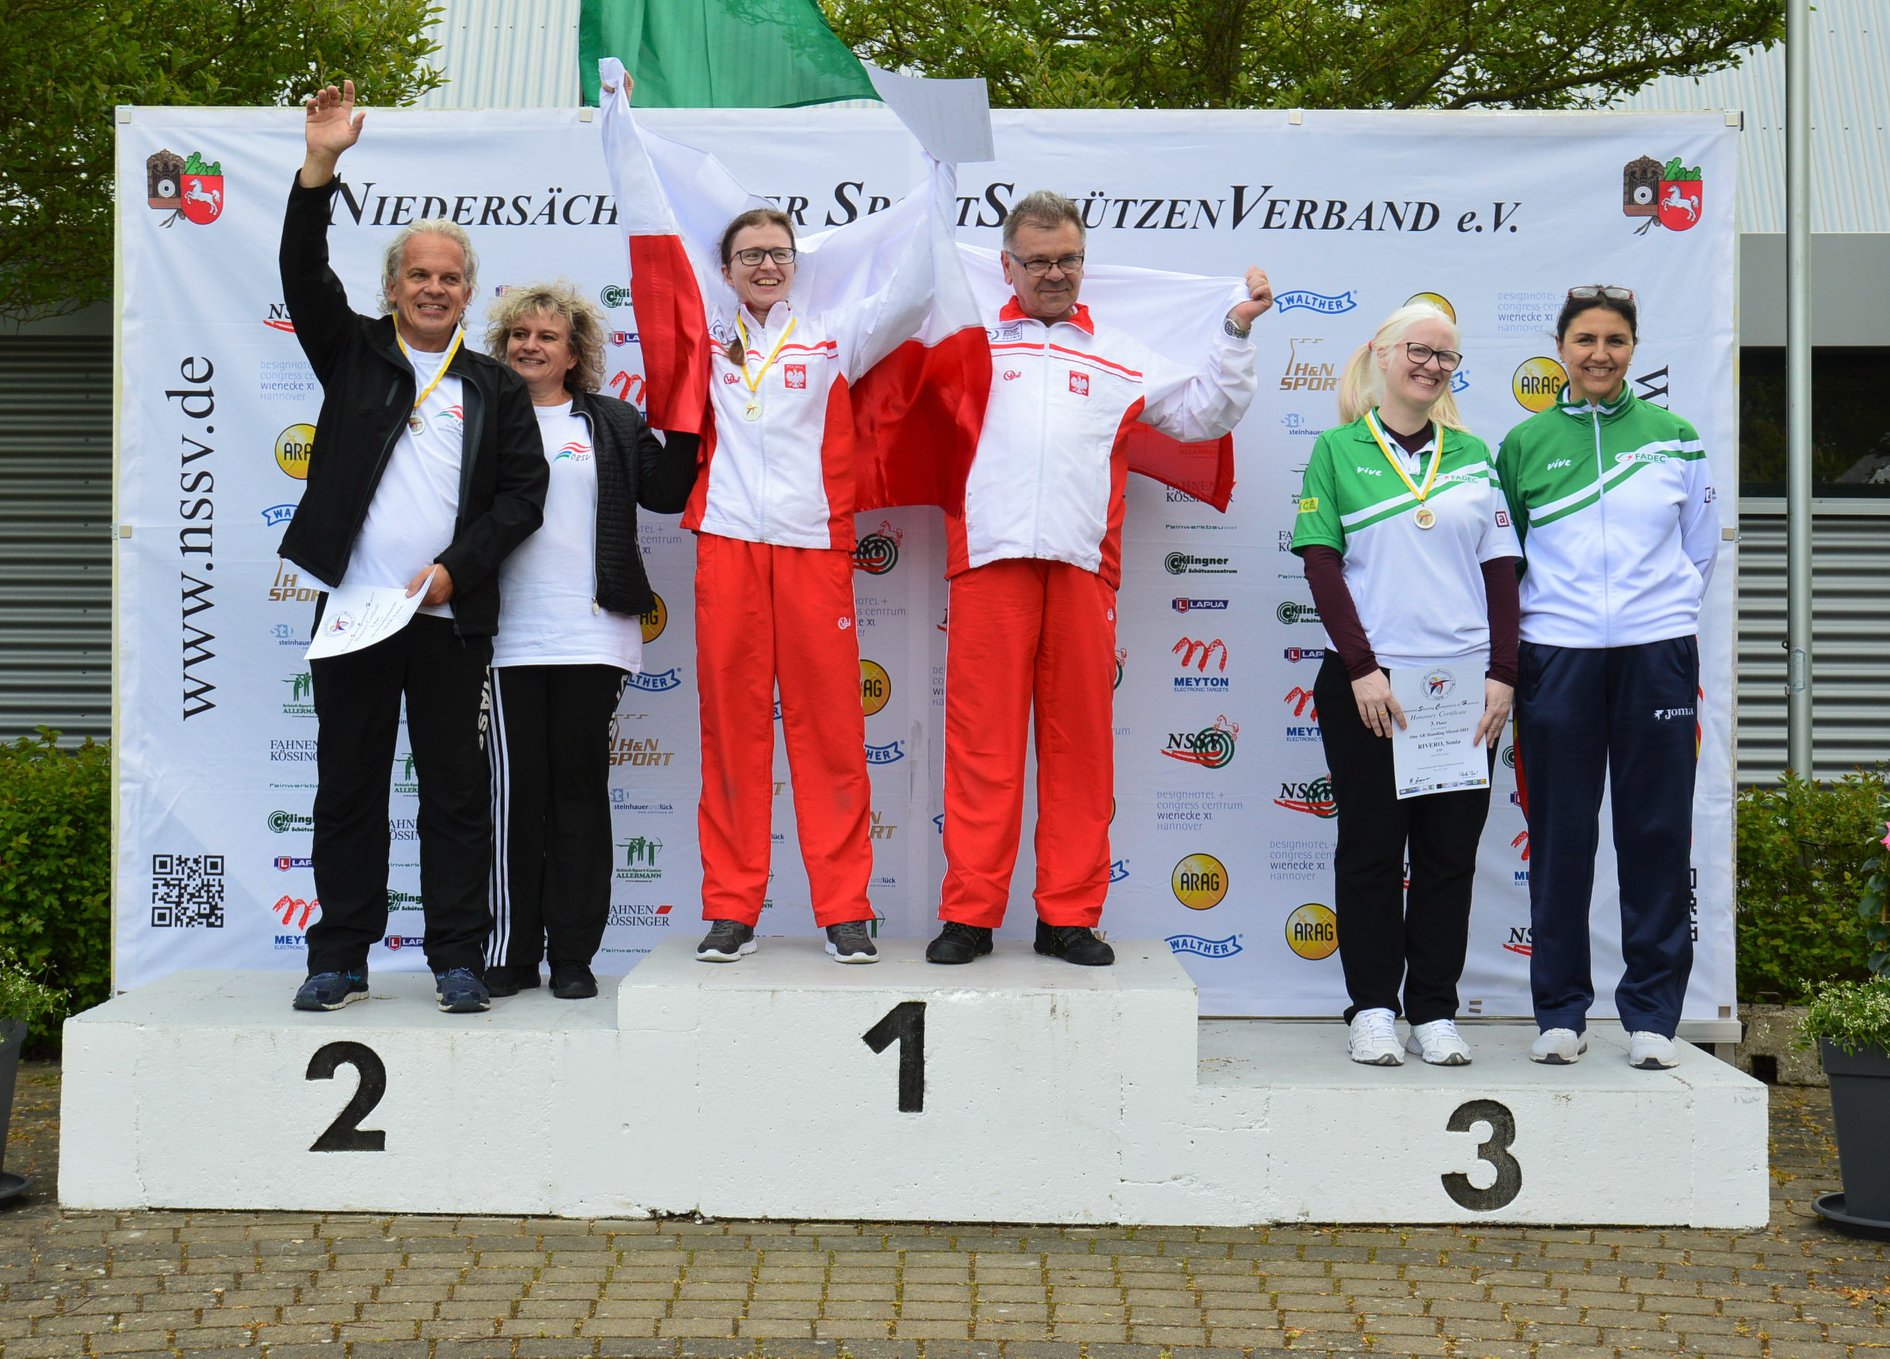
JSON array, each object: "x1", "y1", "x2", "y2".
[
  {"x1": 1162, "y1": 717, "x2": 1238, "y2": 768},
  {"x1": 624, "y1": 667, "x2": 681, "y2": 693},
  {"x1": 274, "y1": 423, "x2": 315, "y2": 480},
  {"x1": 852, "y1": 522, "x2": 901, "y2": 575},
  {"x1": 1512, "y1": 356, "x2": 1568, "y2": 413},
  {"x1": 1274, "y1": 775, "x2": 1338, "y2": 817},
  {"x1": 859, "y1": 659, "x2": 891, "y2": 716},
  {"x1": 1285, "y1": 902, "x2": 1338, "y2": 959},
  {"x1": 640, "y1": 593, "x2": 667, "y2": 643},
  {"x1": 1167, "y1": 933, "x2": 1242, "y2": 958},
  {"x1": 1171, "y1": 853, "x2": 1229, "y2": 910}
]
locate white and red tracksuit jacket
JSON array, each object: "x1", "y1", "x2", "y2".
[{"x1": 949, "y1": 300, "x2": 1259, "y2": 588}]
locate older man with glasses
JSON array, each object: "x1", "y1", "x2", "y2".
[{"x1": 926, "y1": 191, "x2": 1274, "y2": 966}]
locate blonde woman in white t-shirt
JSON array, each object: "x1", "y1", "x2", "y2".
[{"x1": 480, "y1": 282, "x2": 697, "y2": 999}]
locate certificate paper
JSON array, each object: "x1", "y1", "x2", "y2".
[
  {"x1": 304, "y1": 573, "x2": 431, "y2": 661},
  {"x1": 1389, "y1": 663, "x2": 1488, "y2": 800}
]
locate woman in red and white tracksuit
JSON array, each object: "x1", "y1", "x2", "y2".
[{"x1": 602, "y1": 71, "x2": 947, "y2": 965}]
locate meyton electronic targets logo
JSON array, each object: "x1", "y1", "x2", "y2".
[
  {"x1": 1284, "y1": 903, "x2": 1338, "y2": 960},
  {"x1": 1172, "y1": 853, "x2": 1229, "y2": 910},
  {"x1": 860, "y1": 659, "x2": 891, "y2": 716},
  {"x1": 852, "y1": 522, "x2": 902, "y2": 575},
  {"x1": 1512, "y1": 357, "x2": 1569, "y2": 413},
  {"x1": 1624, "y1": 155, "x2": 1704, "y2": 234},
  {"x1": 1172, "y1": 636, "x2": 1229, "y2": 691},
  {"x1": 146, "y1": 148, "x2": 224, "y2": 226}
]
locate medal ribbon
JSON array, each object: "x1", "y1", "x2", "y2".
[
  {"x1": 734, "y1": 314, "x2": 798, "y2": 399},
  {"x1": 397, "y1": 326, "x2": 466, "y2": 418},
  {"x1": 1364, "y1": 409, "x2": 1444, "y2": 515}
]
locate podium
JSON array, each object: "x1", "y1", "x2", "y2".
[{"x1": 59, "y1": 937, "x2": 1767, "y2": 1226}]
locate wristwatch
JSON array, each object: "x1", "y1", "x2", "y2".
[{"x1": 1223, "y1": 317, "x2": 1251, "y2": 340}]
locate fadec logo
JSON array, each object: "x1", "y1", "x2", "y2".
[
  {"x1": 859, "y1": 659, "x2": 891, "y2": 716},
  {"x1": 1274, "y1": 774, "x2": 1338, "y2": 817},
  {"x1": 1163, "y1": 716, "x2": 1238, "y2": 769},
  {"x1": 1511, "y1": 357, "x2": 1569, "y2": 413},
  {"x1": 1284, "y1": 903, "x2": 1338, "y2": 960},
  {"x1": 147, "y1": 149, "x2": 224, "y2": 226},
  {"x1": 1172, "y1": 853, "x2": 1229, "y2": 910},
  {"x1": 640, "y1": 593, "x2": 667, "y2": 644},
  {"x1": 852, "y1": 521, "x2": 902, "y2": 575},
  {"x1": 275, "y1": 424, "x2": 316, "y2": 480},
  {"x1": 1623, "y1": 154, "x2": 1703, "y2": 234},
  {"x1": 784, "y1": 364, "x2": 807, "y2": 389},
  {"x1": 1069, "y1": 371, "x2": 1090, "y2": 396}
]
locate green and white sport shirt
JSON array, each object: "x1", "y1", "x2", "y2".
[{"x1": 1291, "y1": 411, "x2": 1520, "y2": 670}]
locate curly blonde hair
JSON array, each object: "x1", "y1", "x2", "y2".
[{"x1": 483, "y1": 280, "x2": 607, "y2": 394}]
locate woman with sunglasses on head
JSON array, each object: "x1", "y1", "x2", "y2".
[
  {"x1": 600, "y1": 69, "x2": 954, "y2": 966},
  {"x1": 1292, "y1": 302, "x2": 1520, "y2": 1067},
  {"x1": 1496, "y1": 286, "x2": 1719, "y2": 1070}
]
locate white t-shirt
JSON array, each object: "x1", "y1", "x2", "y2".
[
  {"x1": 492, "y1": 401, "x2": 644, "y2": 672},
  {"x1": 340, "y1": 340, "x2": 462, "y2": 619}
]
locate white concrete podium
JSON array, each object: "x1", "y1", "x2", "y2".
[{"x1": 59, "y1": 937, "x2": 1767, "y2": 1226}]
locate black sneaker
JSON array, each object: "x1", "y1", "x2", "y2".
[
  {"x1": 484, "y1": 964, "x2": 541, "y2": 999},
  {"x1": 549, "y1": 963, "x2": 598, "y2": 999},
  {"x1": 824, "y1": 921, "x2": 879, "y2": 964},
  {"x1": 926, "y1": 920, "x2": 993, "y2": 964},
  {"x1": 292, "y1": 969, "x2": 368, "y2": 1012},
  {"x1": 434, "y1": 966, "x2": 491, "y2": 1013},
  {"x1": 1035, "y1": 920, "x2": 1115, "y2": 966},
  {"x1": 696, "y1": 919, "x2": 757, "y2": 962}
]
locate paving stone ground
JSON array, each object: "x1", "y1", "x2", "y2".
[{"x1": 1, "y1": 1060, "x2": 1884, "y2": 1358}]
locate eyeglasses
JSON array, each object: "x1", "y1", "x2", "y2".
[
  {"x1": 1008, "y1": 252, "x2": 1085, "y2": 278},
  {"x1": 1567, "y1": 284, "x2": 1634, "y2": 302},
  {"x1": 1401, "y1": 341, "x2": 1462, "y2": 372},
  {"x1": 730, "y1": 246, "x2": 797, "y2": 267}
]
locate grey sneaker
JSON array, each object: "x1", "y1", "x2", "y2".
[
  {"x1": 696, "y1": 919, "x2": 757, "y2": 962},
  {"x1": 292, "y1": 970, "x2": 368, "y2": 1012},
  {"x1": 433, "y1": 967, "x2": 490, "y2": 1014},
  {"x1": 825, "y1": 920, "x2": 879, "y2": 964}
]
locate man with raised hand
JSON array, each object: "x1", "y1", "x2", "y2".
[
  {"x1": 279, "y1": 81, "x2": 546, "y2": 1015},
  {"x1": 927, "y1": 190, "x2": 1273, "y2": 967}
]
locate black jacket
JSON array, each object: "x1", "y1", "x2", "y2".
[
  {"x1": 568, "y1": 388, "x2": 699, "y2": 617},
  {"x1": 277, "y1": 175, "x2": 546, "y2": 636}
]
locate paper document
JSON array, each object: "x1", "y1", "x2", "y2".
[
  {"x1": 864, "y1": 63, "x2": 995, "y2": 164},
  {"x1": 304, "y1": 573, "x2": 432, "y2": 661},
  {"x1": 1389, "y1": 662, "x2": 1489, "y2": 800}
]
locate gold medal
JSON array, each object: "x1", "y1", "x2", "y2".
[
  {"x1": 397, "y1": 326, "x2": 464, "y2": 437},
  {"x1": 733, "y1": 313, "x2": 796, "y2": 427},
  {"x1": 742, "y1": 400, "x2": 762, "y2": 422},
  {"x1": 407, "y1": 413, "x2": 424, "y2": 433},
  {"x1": 1414, "y1": 505, "x2": 1437, "y2": 530},
  {"x1": 1364, "y1": 410, "x2": 1446, "y2": 534}
]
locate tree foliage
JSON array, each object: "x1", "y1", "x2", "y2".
[
  {"x1": 819, "y1": 0, "x2": 1783, "y2": 112},
  {"x1": 1, "y1": 0, "x2": 446, "y2": 321}
]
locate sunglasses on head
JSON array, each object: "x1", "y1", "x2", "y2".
[{"x1": 1567, "y1": 284, "x2": 1635, "y2": 302}]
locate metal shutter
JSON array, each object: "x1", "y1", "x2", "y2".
[
  {"x1": 0, "y1": 336, "x2": 113, "y2": 742},
  {"x1": 1735, "y1": 504, "x2": 1890, "y2": 783}
]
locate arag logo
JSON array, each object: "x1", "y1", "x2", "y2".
[
  {"x1": 1274, "y1": 774, "x2": 1337, "y2": 818},
  {"x1": 640, "y1": 592, "x2": 667, "y2": 644},
  {"x1": 275, "y1": 424, "x2": 316, "y2": 480},
  {"x1": 1284, "y1": 902, "x2": 1338, "y2": 960},
  {"x1": 1623, "y1": 155, "x2": 1703, "y2": 234},
  {"x1": 146, "y1": 149, "x2": 224, "y2": 227},
  {"x1": 1511, "y1": 357, "x2": 1568, "y2": 413},
  {"x1": 1404, "y1": 291, "x2": 1456, "y2": 321},
  {"x1": 860, "y1": 659, "x2": 891, "y2": 716},
  {"x1": 1162, "y1": 716, "x2": 1238, "y2": 769},
  {"x1": 1172, "y1": 853, "x2": 1229, "y2": 910},
  {"x1": 852, "y1": 521, "x2": 902, "y2": 575}
]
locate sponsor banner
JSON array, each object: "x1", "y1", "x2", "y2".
[{"x1": 115, "y1": 106, "x2": 1735, "y2": 1021}]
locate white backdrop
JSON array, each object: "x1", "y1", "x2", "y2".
[{"x1": 114, "y1": 105, "x2": 1738, "y2": 1021}]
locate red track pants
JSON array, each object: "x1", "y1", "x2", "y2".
[
  {"x1": 940, "y1": 558, "x2": 1118, "y2": 929},
  {"x1": 694, "y1": 533, "x2": 873, "y2": 927}
]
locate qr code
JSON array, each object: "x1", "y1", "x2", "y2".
[{"x1": 151, "y1": 853, "x2": 227, "y2": 927}]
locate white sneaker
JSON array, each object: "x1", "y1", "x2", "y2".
[
  {"x1": 1405, "y1": 1018, "x2": 1472, "y2": 1066},
  {"x1": 1530, "y1": 1027, "x2": 1588, "y2": 1064},
  {"x1": 1628, "y1": 1031, "x2": 1680, "y2": 1069},
  {"x1": 1347, "y1": 1008, "x2": 1404, "y2": 1066}
]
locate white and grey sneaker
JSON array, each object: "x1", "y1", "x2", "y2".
[
  {"x1": 824, "y1": 920, "x2": 879, "y2": 964},
  {"x1": 1347, "y1": 1008, "x2": 1404, "y2": 1066},
  {"x1": 1405, "y1": 1018, "x2": 1473, "y2": 1066},
  {"x1": 1627, "y1": 1031, "x2": 1680, "y2": 1069},
  {"x1": 1529, "y1": 1027, "x2": 1589, "y2": 1064},
  {"x1": 695, "y1": 919, "x2": 757, "y2": 962}
]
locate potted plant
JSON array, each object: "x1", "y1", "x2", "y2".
[
  {"x1": 1805, "y1": 813, "x2": 1890, "y2": 1239},
  {"x1": 0, "y1": 953, "x2": 64, "y2": 1203}
]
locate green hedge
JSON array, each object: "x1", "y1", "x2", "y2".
[
  {"x1": 0, "y1": 730, "x2": 111, "y2": 1049},
  {"x1": 1735, "y1": 769, "x2": 1887, "y2": 1003}
]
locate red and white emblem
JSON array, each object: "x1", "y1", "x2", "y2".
[
  {"x1": 784, "y1": 364, "x2": 807, "y2": 389},
  {"x1": 1068, "y1": 371, "x2": 1090, "y2": 397},
  {"x1": 1657, "y1": 177, "x2": 1702, "y2": 232},
  {"x1": 180, "y1": 173, "x2": 224, "y2": 225}
]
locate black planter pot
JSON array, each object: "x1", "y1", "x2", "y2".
[
  {"x1": 0, "y1": 1018, "x2": 27, "y2": 1203},
  {"x1": 1815, "y1": 1037, "x2": 1890, "y2": 1239}
]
